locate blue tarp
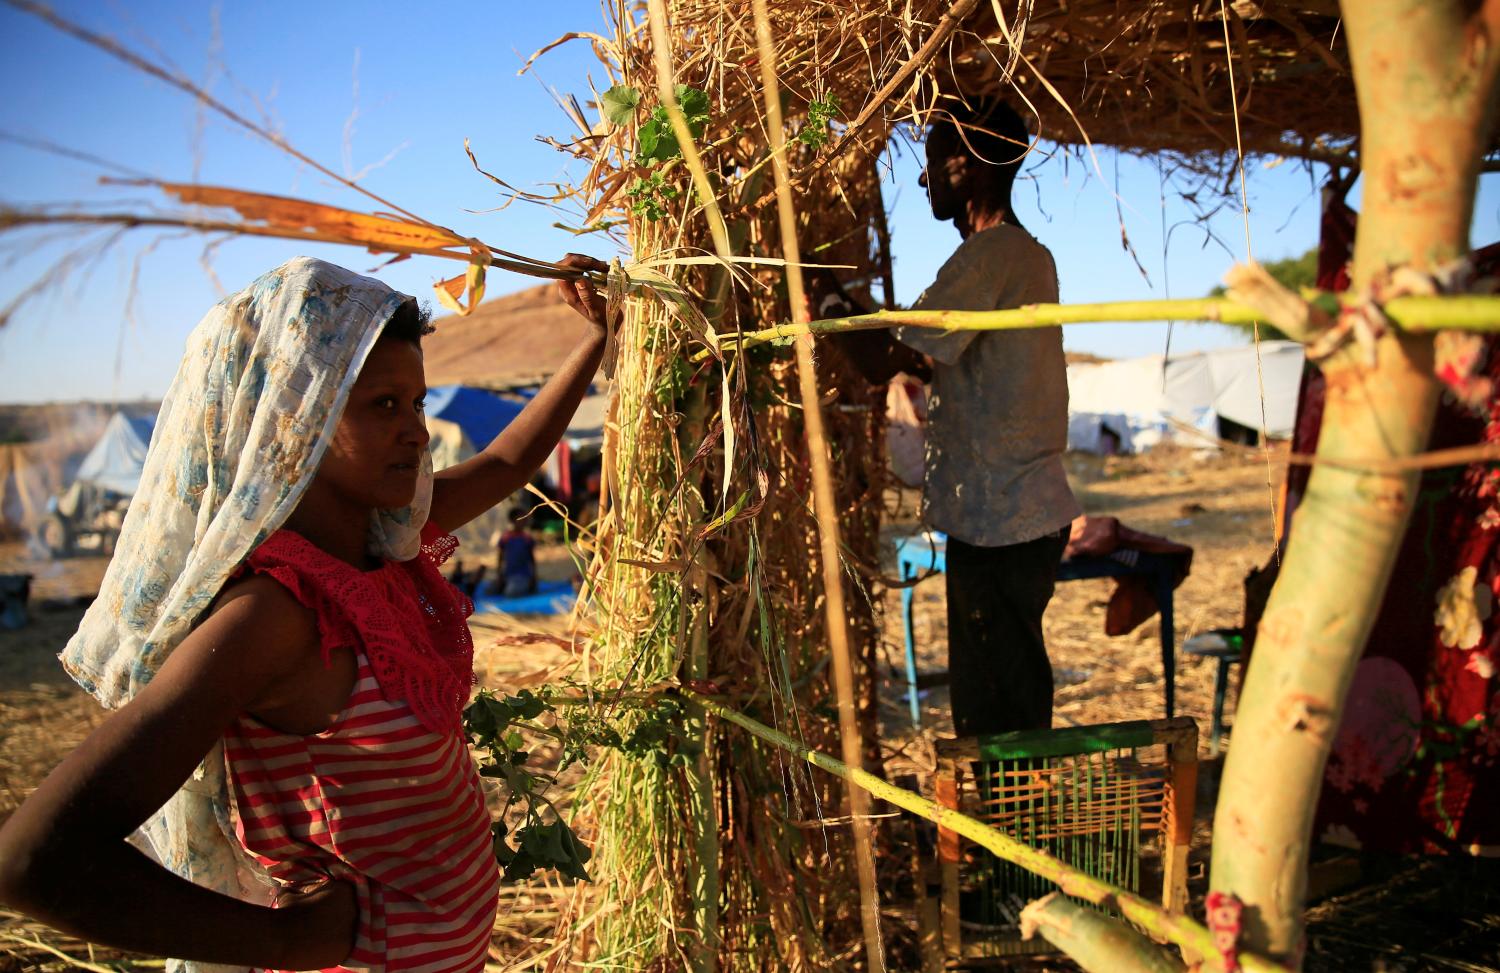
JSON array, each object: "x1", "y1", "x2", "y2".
[
  {"x1": 470, "y1": 578, "x2": 576, "y2": 616},
  {"x1": 75, "y1": 412, "x2": 155, "y2": 496},
  {"x1": 425, "y1": 385, "x2": 526, "y2": 450}
]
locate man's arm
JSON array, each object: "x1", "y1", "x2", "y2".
[{"x1": 803, "y1": 270, "x2": 931, "y2": 385}]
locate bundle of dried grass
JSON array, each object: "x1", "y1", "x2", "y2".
[{"x1": 533, "y1": 2, "x2": 904, "y2": 966}]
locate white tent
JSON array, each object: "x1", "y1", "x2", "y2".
[
  {"x1": 1066, "y1": 341, "x2": 1305, "y2": 454},
  {"x1": 73, "y1": 412, "x2": 156, "y2": 496}
]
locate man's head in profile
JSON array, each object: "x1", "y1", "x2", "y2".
[{"x1": 919, "y1": 99, "x2": 1032, "y2": 234}]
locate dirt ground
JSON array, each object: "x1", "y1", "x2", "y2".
[
  {"x1": 880, "y1": 444, "x2": 1277, "y2": 755},
  {"x1": 2, "y1": 446, "x2": 1496, "y2": 971}
]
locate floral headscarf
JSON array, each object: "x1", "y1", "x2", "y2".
[{"x1": 60, "y1": 256, "x2": 431, "y2": 973}]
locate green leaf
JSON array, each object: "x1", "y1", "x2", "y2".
[
  {"x1": 638, "y1": 114, "x2": 681, "y2": 164},
  {"x1": 637, "y1": 118, "x2": 662, "y2": 161},
  {"x1": 505, "y1": 690, "x2": 547, "y2": 721},
  {"x1": 600, "y1": 84, "x2": 641, "y2": 126},
  {"x1": 491, "y1": 821, "x2": 516, "y2": 864},
  {"x1": 674, "y1": 84, "x2": 710, "y2": 138},
  {"x1": 544, "y1": 823, "x2": 568, "y2": 863},
  {"x1": 464, "y1": 699, "x2": 495, "y2": 740},
  {"x1": 501, "y1": 851, "x2": 536, "y2": 882},
  {"x1": 797, "y1": 93, "x2": 842, "y2": 149},
  {"x1": 696, "y1": 489, "x2": 752, "y2": 538},
  {"x1": 483, "y1": 695, "x2": 514, "y2": 725},
  {"x1": 675, "y1": 84, "x2": 708, "y2": 118},
  {"x1": 564, "y1": 825, "x2": 592, "y2": 866}
]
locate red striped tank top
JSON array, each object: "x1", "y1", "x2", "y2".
[{"x1": 223, "y1": 525, "x2": 499, "y2": 972}]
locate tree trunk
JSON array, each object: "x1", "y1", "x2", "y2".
[{"x1": 1210, "y1": 0, "x2": 1500, "y2": 964}]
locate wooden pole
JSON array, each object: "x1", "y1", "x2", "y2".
[
  {"x1": 870, "y1": 156, "x2": 898, "y2": 310},
  {"x1": 749, "y1": 3, "x2": 886, "y2": 970},
  {"x1": 1210, "y1": 0, "x2": 1500, "y2": 963}
]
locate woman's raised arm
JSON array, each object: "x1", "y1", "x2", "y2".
[{"x1": 428, "y1": 253, "x2": 611, "y2": 533}]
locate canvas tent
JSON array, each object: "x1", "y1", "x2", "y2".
[
  {"x1": 425, "y1": 385, "x2": 527, "y2": 465},
  {"x1": 425, "y1": 384, "x2": 605, "y2": 473},
  {"x1": 1066, "y1": 341, "x2": 1306, "y2": 454},
  {"x1": 73, "y1": 412, "x2": 155, "y2": 496},
  {"x1": 28, "y1": 411, "x2": 158, "y2": 555},
  {"x1": 423, "y1": 285, "x2": 609, "y2": 555},
  {"x1": 0, "y1": 443, "x2": 61, "y2": 537},
  {"x1": 424, "y1": 385, "x2": 525, "y2": 555}
]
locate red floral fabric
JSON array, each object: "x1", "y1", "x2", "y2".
[
  {"x1": 242, "y1": 520, "x2": 475, "y2": 733},
  {"x1": 1299, "y1": 201, "x2": 1500, "y2": 855}
]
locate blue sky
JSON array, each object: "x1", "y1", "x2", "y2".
[{"x1": 2, "y1": 2, "x2": 1498, "y2": 404}]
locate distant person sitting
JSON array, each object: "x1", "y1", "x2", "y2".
[
  {"x1": 498, "y1": 509, "x2": 538, "y2": 597},
  {"x1": 574, "y1": 471, "x2": 603, "y2": 526}
]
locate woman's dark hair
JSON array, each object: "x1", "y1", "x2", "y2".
[
  {"x1": 380, "y1": 299, "x2": 435, "y2": 346},
  {"x1": 929, "y1": 98, "x2": 1031, "y2": 202}
]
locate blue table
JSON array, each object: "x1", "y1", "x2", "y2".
[{"x1": 895, "y1": 531, "x2": 1179, "y2": 728}]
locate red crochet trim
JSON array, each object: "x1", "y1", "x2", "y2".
[{"x1": 243, "y1": 523, "x2": 474, "y2": 733}]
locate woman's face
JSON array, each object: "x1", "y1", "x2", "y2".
[{"x1": 314, "y1": 337, "x2": 430, "y2": 511}]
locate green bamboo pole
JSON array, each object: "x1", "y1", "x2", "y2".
[
  {"x1": 678, "y1": 385, "x2": 720, "y2": 973},
  {"x1": 690, "y1": 293, "x2": 1500, "y2": 360},
  {"x1": 1210, "y1": 0, "x2": 1500, "y2": 965},
  {"x1": 1020, "y1": 894, "x2": 1185, "y2": 973},
  {"x1": 699, "y1": 293, "x2": 1500, "y2": 355},
  {"x1": 645, "y1": 0, "x2": 733, "y2": 268},
  {"x1": 749, "y1": 4, "x2": 886, "y2": 969},
  {"x1": 685, "y1": 691, "x2": 1293, "y2": 973}
]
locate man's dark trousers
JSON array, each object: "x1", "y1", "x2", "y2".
[{"x1": 944, "y1": 529, "x2": 1068, "y2": 737}]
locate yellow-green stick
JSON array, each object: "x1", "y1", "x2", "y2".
[
  {"x1": 685, "y1": 690, "x2": 1293, "y2": 973},
  {"x1": 690, "y1": 293, "x2": 1500, "y2": 361}
]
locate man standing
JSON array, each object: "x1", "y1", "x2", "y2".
[{"x1": 810, "y1": 99, "x2": 1079, "y2": 737}]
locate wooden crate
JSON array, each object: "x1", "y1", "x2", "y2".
[{"x1": 930, "y1": 718, "x2": 1198, "y2": 965}]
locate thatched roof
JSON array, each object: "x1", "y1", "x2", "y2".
[
  {"x1": 946, "y1": 0, "x2": 1354, "y2": 159},
  {"x1": 422, "y1": 284, "x2": 594, "y2": 390},
  {"x1": 622, "y1": 0, "x2": 1361, "y2": 180}
]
